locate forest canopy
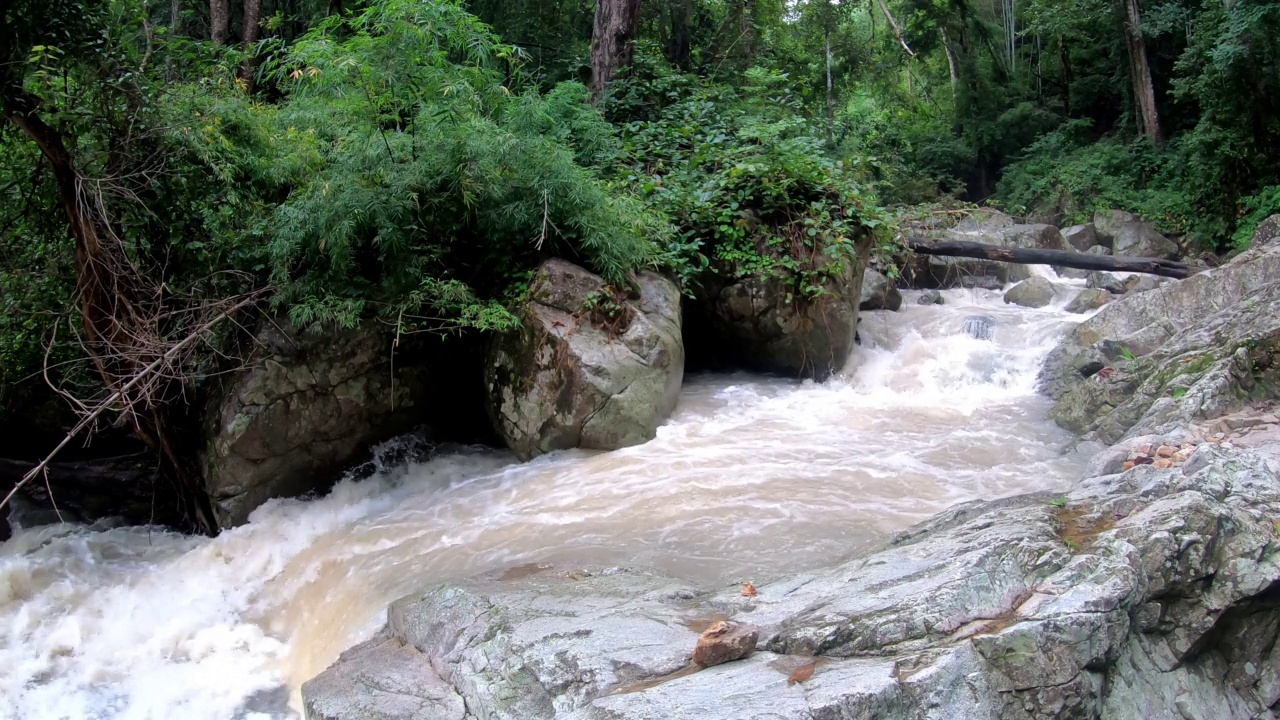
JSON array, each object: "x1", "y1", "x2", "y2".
[{"x1": 2, "y1": 0, "x2": 1278, "y2": 511}]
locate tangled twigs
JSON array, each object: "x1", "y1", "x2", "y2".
[{"x1": 0, "y1": 292, "x2": 266, "y2": 524}]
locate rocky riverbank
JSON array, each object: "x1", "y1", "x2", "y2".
[{"x1": 300, "y1": 215, "x2": 1280, "y2": 720}]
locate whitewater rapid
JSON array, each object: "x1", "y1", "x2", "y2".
[{"x1": 1, "y1": 279, "x2": 1098, "y2": 720}]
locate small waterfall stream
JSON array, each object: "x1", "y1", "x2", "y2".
[{"x1": 0, "y1": 279, "x2": 1099, "y2": 720}]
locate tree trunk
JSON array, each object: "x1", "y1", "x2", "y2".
[
  {"x1": 1121, "y1": 0, "x2": 1161, "y2": 143},
  {"x1": 1059, "y1": 36, "x2": 1073, "y2": 116},
  {"x1": 825, "y1": 32, "x2": 834, "y2": 122},
  {"x1": 239, "y1": 0, "x2": 262, "y2": 88},
  {"x1": 906, "y1": 238, "x2": 1193, "y2": 278},
  {"x1": 589, "y1": 0, "x2": 643, "y2": 102},
  {"x1": 740, "y1": 0, "x2": 756, "y2": 60},
  {"x1": 941, "y1": 27, "x2": 958, "y2": 94},
  {"x1": 210, "y1": 0, "x2": 229, "y2": 45},
  {"x1": 170, "y1": 0, "x2": 185, "y2": 35},
  {"x1": 666, "y1": 0, "x2": 691, "y2": 69}
]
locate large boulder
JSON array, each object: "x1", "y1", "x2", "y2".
[
  {"x1": 304, "y1": 442, "x2": 1280, "y2": 720},
  {"x1": 1003, "y1": 276, "x2": 1055, "y2": 308},
  {"x1": 1093, "y1": 210, "x2": 1179, "y2": 258},
  {"x1": 1065, "y1": 288, "x2": 1113, "y2": 314},
  {"x1": 859, "y1": 268, "x2": 902, "y2": 311},
  {"x1": 202, "y1": 320, "x2": 438, "y2": 527},
  {"x1": 688, "y1": 237, "x2": 872, "y2": 380},
  {"x1": 1063, "y1": 223, "x2": 1100, "y2": 252},
  {"x1": 1042, "y1": 218, "x2": 1280, "y2": 442},
  {"x1": 484, "y1": 260, "x2": 684, "y2": 461}
]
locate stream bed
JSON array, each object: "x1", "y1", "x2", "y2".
[{"x1": 0, "y1": 281, "x2": 1095, "y2": 720}]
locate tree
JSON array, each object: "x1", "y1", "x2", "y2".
[
  {"x1": 240, "y1": 0, "x2": 263, "y2": 84},
  {"x1": 590, "y1": 0, "x2": 643, "y2": 101},
  {"x1": 1120, "y1": 0, "x2": 1160, "y2": 143},
  {"x1": 666, "y1": 0, "x2": 692, "y2": 69},
  {"x1": 211, "y1": 0, "x2": 230, "y2": 44}
]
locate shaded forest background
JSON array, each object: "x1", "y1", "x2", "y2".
[{"x1": 2, "y1": 0, "x2": 1278, "y2": 528}]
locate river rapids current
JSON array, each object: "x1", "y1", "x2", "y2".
[{"x1": 1, "y1": 277, "x2": 1101, "y2": 720}]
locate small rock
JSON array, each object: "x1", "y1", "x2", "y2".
[
  {"x1": 1056, "y1": 267, "x2": 1092, "y2": 280},
  {"x1": 1121, "y1": 460, "x2": 1136, "y2": 471},
  {"x1": 1173, "y1": 449, "x2": 1193, "y2": 463},
  {"x1": 1133, "y1": 455, "x2": 1154, "y2": 465},
  {"x1": 1153, "y1": 458, "x2": 1174, "y2": 469},
  {"x1": 860, "y1": 269, "x2": 903, "y2": 311},
  {"x1": 1155, "y1": 445, "x2": 1177, "y2": 458},
  {"x1": 1138, "y1": 443, "x2": 1155, "y2": 455},
  {"x1": 1065, "y1": 288, "x2": 1112, "y2": 313},
  {"x1": 1085, "y1": 245, "x2": 1112, "y2": 256},
  {"x1": 1003, "y1": 277, "x2": 1055, "y2": 308},
  {"x1": 740, "y1": 582, "x2": 758, "y2": 597},
  {"x1": 693, "y1": 621, "x2": 759, "y2": 668},
  {"x1": 1087, "y1": 272, "x2": 1128, "y2": 295},
  {"x1": 917, "y1": 289, "x2": 944, "y2": 305},
  {"x1": 1124, "y1": 275, "x2": 1163, "y2": 294}
]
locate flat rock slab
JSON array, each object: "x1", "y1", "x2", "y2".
[{"x1": 304, "y1": 444, "x2": 1280, "y2": 720}]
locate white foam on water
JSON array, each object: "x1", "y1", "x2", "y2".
[{"x1": 0, "y1": 273, "x2": 1094, "y2": 720}]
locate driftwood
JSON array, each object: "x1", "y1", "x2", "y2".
[{"x1": 906, "y1": 238, "x2": 1196, "y2": 279}]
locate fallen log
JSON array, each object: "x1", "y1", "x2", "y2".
[{"x1": 906, "y1": 238, "x2": 1196, "y2": 279}]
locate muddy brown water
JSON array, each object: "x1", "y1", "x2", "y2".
[{"x1": 0, "y1": 278, "x2": 1098, "y2": 720}]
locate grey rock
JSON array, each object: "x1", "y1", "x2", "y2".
[
  {"x1": 304, "y1": 447, "x2": 1280, "y2": 720},
  {"x1": 1065, "y1": 288, "x2": 1112, "y2": 314},
  {"x1": 999, "y1": 223, "x2": 1071, "y2": 252},
  {"x1": 860, "y1": 268, "x2": 903, "y2": 311},
  {"x1": 1086, "y1": 272, "x2": 1127, "y2": 295},
  {"x1": 1004, "y1": 277, "x2": 1055, "y2": 308},
  {"x1": 962, "y1": 315, "x2": 996, "y2": 340},
  {"x1": 484, "y1": 260, "x2": 684, "y2": 460},
  {"x1": 1093, "y1": 209, "x2": 1137, "y2": 242},
  {"x1": 694, "y1": 237, "x2": 872, "y2": 380},
  {"x1": 917, "y1": 289, "x2": 944, "y2": 305},
  {"x1": 1063, "y1": 223, "x2": 1100, "y2": 252},
  {"x1": 1123, "y1": 275, "x2": 1164, "y2": 294},
  {"x1": 202, "y1": 319, "x2": 430, "y2": 527},
  {"x1": 1086, "y1": 245, "x2": 1112, "y2": 256},
  {"x1": 302, "y1": 630, "x2": 465, "y2": 720},
  {"x1": 1111, "y1": 221, "x2": 1179, "y2": 259},
  {"x1": 953, "y1": 208, "x2": 1015, "y2": 234},
  {"x1": 1057, "y1": 267, "x2": 1092, "y2": 280},
  {"x1": 1040, "y1": 236, "x2": 1280, "y2": 410},
  {"x1": 1251, "y1": 214, "x2": 1280, "y2": 249}
]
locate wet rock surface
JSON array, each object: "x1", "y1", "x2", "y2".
[
  {"x1": 687, "y1": 237, "x2": 872, "y2": 380},
  {"x1": 1043, "y1": 216, "x2": 1280, "y2": 442},
  {"x1": 484, "y1": 260, "x2": 684, "y2": 460},
  {"x1": 303, "y1": 441, "x2": 1280, "y2": 720},
  {"x1": 1064, "y1": 288, "x2": 1112, "y2": 314},
  {"x1": 860, "y1": 268, "x2": 903, "y2": 311},
  {"x1": 202, "y1": 319, "x2": 434, "y2": 527},
  {"x1": 1003, "y1": 276, "x2": 1055, "y2": 308}
]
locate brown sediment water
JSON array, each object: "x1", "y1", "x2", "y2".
[{"x1": 0, "y1": 278, "x2": 1098, "y2": 720}]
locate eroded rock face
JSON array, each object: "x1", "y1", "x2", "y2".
[
  {"x1": 689, "y1": 237, "x2": 872, "y2": 380},
  {"x1": 1042, "y1": 218, "x2": 1280, "y2": 441},
  {"x1": 303, "y1": 442, "x2": 1280, "y2": 720},
  {"x1": 484, "y1": 260, "x2": 684, "y2": 460},
  {"x1": 203, "y1": 320, "x2": 431, "y2": 527}
]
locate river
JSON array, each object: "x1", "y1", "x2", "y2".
[{"x1": 0, "y1": 279, "x2": 1095, "y2": 720}]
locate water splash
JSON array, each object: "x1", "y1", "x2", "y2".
[{"x1": 1, "y1": 280, "x2": 1092, "y2": 720}]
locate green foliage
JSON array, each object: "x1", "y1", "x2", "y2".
[{"x1": 610, "y1": 66, "x2": 888, "y2": 298}]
